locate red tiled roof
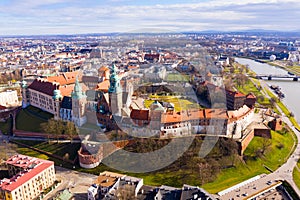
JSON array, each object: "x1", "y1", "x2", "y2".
[
  {"x1": 1, "y1": 154, "x2": 54, "y2": 192},
  {"x1": 161, "y1": 111, "x2": 183, "y2": 123},
  {"x1": 130, "y1": 109, "x2": 149, "y2": 121},
  {"x1": 246, "y1": 93, "x2": 256, "y2": 99},
  {"x1": 204, "y1": 109, "x2": 228, "y2": 119},
  {"x1": 96, "y1": 80, "x2": 110, "y2": 92},
  {"x1": 59, "y1": 84, "x2": 76, "y2": 97},
  {"x1": 28, "y1": 72, "x2": 87, "y2": 97},
  {"x1": 187, "y1": 109, "x2": 205, "y2": 119},
  {"x1": 234, "y1": 92, "x2": 245, "y2": 97},
  {"x1": 98, "y1": 66, "x2": 109, "y2": 72},
  {"x1": 226, "y1": 90, "x2": 245, "y2": 98},
  {"x1": 28, "y1": 79, "x2": 58, "y2": 96},
  {"x1": 47, "y1": 71, "x2": 79, "y2": 85},
  {"x1": 0, "y1": 105, "x2": 6, "y2": 110},
  {"x1": 160, "y1": 109, "x2": 207, "y2": 124}
]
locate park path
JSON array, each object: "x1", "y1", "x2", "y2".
[
  {"x1": 259, "y1": 79, "x2": 300, "y2": 196},
  {"x1": 218, "y1": 79, "x2": 300, "y2": 199},
  {"x1": 43, "y1": 166, "x2": 97, "y2": 200}
]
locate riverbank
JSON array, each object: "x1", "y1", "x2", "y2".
[
  {"x1": 195, "y1": 61, "x2": 296, "y2": 193},
  {"x1": 249, "y1": 57, "x2": 300, "y2": 76},
  {"x1": 264, "y1": 88, "x2": 300, "y2": 130},
  {"x1": 269, "y1": 60, "x2": 300, "y2": 76},
  {"x1": 235, "y1": 57, "x2": 300, "y2": 124}
]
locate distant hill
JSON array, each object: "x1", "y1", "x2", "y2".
[{"x1": 1, "y1": 29, "x2": 300, "y2": 38}]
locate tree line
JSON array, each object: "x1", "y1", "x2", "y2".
[{"x1": 40, "y1": 119, "x2": 78, "y2": 141}]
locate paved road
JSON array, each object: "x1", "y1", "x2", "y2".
[
  {"x1": 260, "y1": 80, "x2": 300, "y2": 195},
  {"x1": 273, "y1": 113, "x2": 300, "y2": 195},
  {"x1": 43, "y1": 166, "x2": 98, "y2": 200},
  {"x1": 219, "y1": 80, "x2": 300, "y2": 199}
]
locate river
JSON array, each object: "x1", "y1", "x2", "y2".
[{"x1": 235, "y1": 57, "x2": 300, "y2": 123}]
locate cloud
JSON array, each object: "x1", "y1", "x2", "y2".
[{"x1": 1, "y1": 0, "x2": 300, "y2": 35}]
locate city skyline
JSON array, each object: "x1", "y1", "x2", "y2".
[{"x1": 1, "y1": 0, "x2": 300, "y2": 35}]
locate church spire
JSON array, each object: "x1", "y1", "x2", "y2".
[
  {"x1": 72, "y1": 76, "x2": 85, "y2": 99},
  {"x1": 108, "y1": 63, "x2": 121, "y2": 93}
]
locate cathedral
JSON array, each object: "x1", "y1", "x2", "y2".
[
  {"x1": 21, "y1": 71, "x2": 89, "y2": 127},
  {"x1": 96, "y1": 63, "x2": 131, "y2": 130}
]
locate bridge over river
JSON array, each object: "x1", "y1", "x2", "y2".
[{"x1": 255, "y1": 74, "x2": 300, "y2": 81}]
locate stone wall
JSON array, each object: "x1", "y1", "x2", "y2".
[{"x1": 238, "y1": 129, "x2": 254, "y2": 155}]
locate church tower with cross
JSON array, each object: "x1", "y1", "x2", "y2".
[{"x1": 71, "y1": 77, "x2": 87, "y2": 126}]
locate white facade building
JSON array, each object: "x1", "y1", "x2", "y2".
[{"x1": 0, "y1": 90, "x2": 19, "y2": 107}]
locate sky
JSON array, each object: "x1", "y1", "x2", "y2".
[{"x1": 0, "y1": 0, "x2": 300, "y2": 35}]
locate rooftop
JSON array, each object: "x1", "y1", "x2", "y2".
[
  {"x1": 47, "y1": 71, "x2": 80, "y2": 86},
  {"x1": 227, "y1": 105, "x2": 252, "y2": 123},
  {"x1": 0, "y1": 154, "x2": 54, "y2": 192},
  {"x1": 95, "y1": 175, "x2": 118, "y2": 188},
  {"x1": 226, "y1": 89, "x2": 245, "y2": 98}
]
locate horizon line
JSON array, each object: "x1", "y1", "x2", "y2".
[{"x1": 1, "y1": 29, "x2": 300, "y2": 38}]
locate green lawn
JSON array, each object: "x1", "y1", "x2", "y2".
[
  {"x1": 144, "y1": 95, "x2": 200, "y2": 111},
  {"x1": 236, "y1": 78, "x2": 270, "y2": 106},
  {"x1": 15, "y1": 145, "x2": 75, "y2": 168},
  {"x1": 268, "y1": 61, "x2": 300, "y2": 76},
  {"x1": 76, "y1": 130, "x2": 295, "y2": 194},
  {"x1": 16, "y1": 146, "x2": 49, "y2": 160},
  {"x1": 13, "y1": 140, "x2": 80, "y2": 161},
  {"x1": 12, "y1": 140, "x2": 80, "y2": 169},
  {"x1": 165, "y1": 73, "x2": 190, "y2": 82},
  {"x1": 293, "y1": 160, "x2": 300, "y2": 190},
  {"x1": 25, "y1": 106, "x2": 54, "y2": 119},
  {"x1": 0, "y1": 117, "x2": 12, "y2": 134},
  {"x1": 202, "y1": 130, "x2": 295, "y2": 193},
  {"x1": 77, "y1": 161, "x2": 203, "y2": 188},
  {"x1": 286, "y1": 66, "x2": 300, "y2": 76},
  {"x1": 236, "y1": 79, "x2": 259, "y2": 96},
  {"x1": 16, "y1": 106, "x2": 53, "y2": 132}
]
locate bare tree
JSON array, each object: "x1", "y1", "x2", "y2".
[
  {"x1": 198, "y1": 161, "x2": 211, "y2": 185},
  {"x1": 64, "y1": 121, "x2": 78, "y2": 142},
  {"x1": 260, "y1": 138, "x2": 272, "y2": 155},
  {"x1": 235, "y1": 74, "x2": 249, "y2": 87},
  {"x1": 40, "y1": 119, "x2": 64, "y2": 142}
]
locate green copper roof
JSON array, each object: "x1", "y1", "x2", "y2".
[
  {"x1": 150, "y1": 100, "x2": 165, "y2": 111},
  {"x1": 21, "y1": 80, "x2": 27, "y2": 88},
  {"x1": 53, "y1": 89, "x2": 62, "y2": 100},
  {"x1": 71, "y1": 77, "x2": 86, "y2": 99},
  {"x1": 108, "y1": 63, "x2": 121, "y2": 93}
]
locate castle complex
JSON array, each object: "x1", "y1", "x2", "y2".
[
  {"x1": 20, "y1": 63, "x2": 282, "y2": 170},
  {"x1": 78, "y1": 63, "x2": 262, "y2": 168},
  {"x1": 21, "y1": 71, "x2": 89, "y2": 127},
  {"x1": 95, "y1": 63, "x2": 256, "y2": 139}
]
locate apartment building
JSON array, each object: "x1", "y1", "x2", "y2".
[{"x1": 0, "y1": 154, "x2": 56, "y2": 200}]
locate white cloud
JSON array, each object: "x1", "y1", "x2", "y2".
[{"x1": 1, "y1": 0, "x2": 300, "y2": 35}]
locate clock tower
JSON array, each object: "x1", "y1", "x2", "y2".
[{"x1": 71, "y1": 77, "x2": 87, "y2": 127}]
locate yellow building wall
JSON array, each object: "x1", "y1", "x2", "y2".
[{"x1": 5, "y1": 191, "x2": 12, "y2": 200}]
